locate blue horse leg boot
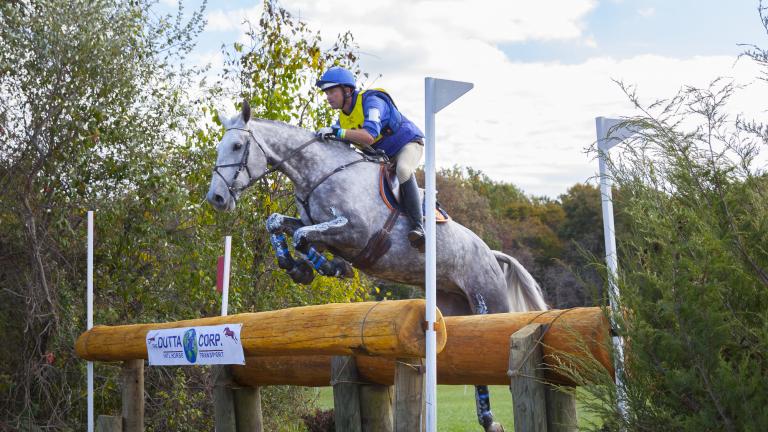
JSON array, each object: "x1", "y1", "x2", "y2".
[
  {"x1": 269, "y1": 233, "x2": 295, "y2": 270},
  {"x1": 306, "y1": 247, "x2": 354, "y2": 278},
  {"x1": 475, "y1": 385, "x2": 495, "y2": 430}
]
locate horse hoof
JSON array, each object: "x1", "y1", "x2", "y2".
[
  {"x1": 486, "y1": 422, "x2": 505, "y2": 432},
  {"x1": 331, "y1": 257, "x2": 354, "y2": 278},
  {"x1": 288, "y1": 261, "x2": 315, "y2": 285}
]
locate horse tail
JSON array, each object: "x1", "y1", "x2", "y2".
[{"x1": 492, "y1": 250, "x2": 549, "y2": 312}]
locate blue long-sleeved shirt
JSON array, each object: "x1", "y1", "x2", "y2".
[{"x1": 339, "y1": 90, "x2": 424, "y2": 156}]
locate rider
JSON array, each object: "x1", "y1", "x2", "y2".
[{"x1": 315, "y1": 66, "x2": 426, "y2": 250}]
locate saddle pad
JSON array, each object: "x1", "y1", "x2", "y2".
[{"x1": 378, "y1": 166, "x2": 450, "y2": 223}]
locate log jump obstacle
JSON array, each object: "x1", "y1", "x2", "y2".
[{"x1": 76, "y1": 301, "x2": 612, "y2": 432}]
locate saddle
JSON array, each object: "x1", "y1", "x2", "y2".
[
  {"x1": 379, "y1": 165, "x2": 451, "y2": 222},
  {"x1": 352, "y1": 166, "x2": 450, "y2": 269}
]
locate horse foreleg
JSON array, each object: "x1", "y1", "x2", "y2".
[
  {"x1": 292, "y1": 208, "x2": 353, "y2": 278},
  {"x1": 266, "y1": 213, "x2": 305, "y2": 236},
  {"x1": 266, "y1": 213, "x2": 315, "y2": 284}
]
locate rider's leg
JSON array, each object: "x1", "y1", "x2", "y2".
[{"x1": 394, "y1": 141, "x2": 425, "y2": 249}]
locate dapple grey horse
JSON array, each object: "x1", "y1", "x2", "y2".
[{"x1": 206, "y1": 101, "x2": 548, "y2": 432}]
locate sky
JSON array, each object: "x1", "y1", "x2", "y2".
[{"x1": 161, "y1": 0, "x2": 768, "y2": 198}]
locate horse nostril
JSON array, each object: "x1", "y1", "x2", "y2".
[{"x1": 214, "y1": 194, "x2": 224, "y2": 204}]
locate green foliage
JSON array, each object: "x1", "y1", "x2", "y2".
[
  {"x1": 0, "y1": 0, "x2": 207, "y2": 428},
  {"x1": 575, "y1": 78, "x2": 768, "y2": 431},
  {"x1": 412, "y1": 166, "x2": 604, "y2": 306},
  {"x1": 0, "y1": 0, "x2": 370, "y2": 429}
]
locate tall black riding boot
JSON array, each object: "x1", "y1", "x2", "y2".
[{"x1": 400, "y1": 175, "x2": 425, "y2": 250}]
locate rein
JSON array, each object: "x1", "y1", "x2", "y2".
[
  {"x1": 212, "y1": 127, "x2": 389, "y2": 221},
  {"x1": 212, "y1": 127, "x2": 320, "y2": 202}
]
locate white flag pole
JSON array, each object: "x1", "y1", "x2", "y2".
[
  {"x1": 87, "y1": 211, "x2": 94, "y2": 432},
  {"x1": 596, "y1": 116, "x2": 637, "y2": 425},
  {"x1": 221, "y1": 236, "x2": 232, "y2": 316},
  {"x1": 424, "y1": 77, "x2": 473, "y2": 432},
  {"x1": 424, "y1": 78, "x2": 438, "y2": 431}
]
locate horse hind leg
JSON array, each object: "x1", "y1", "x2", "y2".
[
  {"x1": 471, "y1": 293, "x2": 506, "y2": 432},
  {"x1": 438, "y1": 290, "x2": 505, "y2": 432}
]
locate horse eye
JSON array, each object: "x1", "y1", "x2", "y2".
[{"x1": 233, "y1": 142, "x2": 243, "y2": 151}]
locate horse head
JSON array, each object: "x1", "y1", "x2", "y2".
[{"x1": 206, "y1": 100, "x2": 269, "y2": 211}]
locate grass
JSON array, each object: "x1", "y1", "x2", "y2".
[{"x1": 312, "y1": 385, "x2": 604, "y2": 431}]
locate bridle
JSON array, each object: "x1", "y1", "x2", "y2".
[{"x1": 212, "y1": 126, "x2": 319, "y2": 202}]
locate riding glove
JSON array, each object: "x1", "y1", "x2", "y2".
[{"x1": 315, "y1": 125, "x2": 345, "y2": 140}]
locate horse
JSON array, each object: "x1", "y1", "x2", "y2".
[{"x1": 206, "y1": 101, "x2": 548, "y2": 432}]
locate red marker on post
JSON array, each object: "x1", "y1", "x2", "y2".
[{"x1": 216, "y1": 256, "x2": 224, "y2": 294}]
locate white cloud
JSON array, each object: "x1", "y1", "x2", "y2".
[
  {"x1": 200, "y1": 1, "x2": 768, "y2": 197},
  {"x1": 205, "y1": 6, "x2": 262, "y2": 32},
  {"x1": 284, "y1": 0, "x2": 597, "y2": 43},
  {"x1": 638, "y1": 7, "x2": 656, "y2": 18}
]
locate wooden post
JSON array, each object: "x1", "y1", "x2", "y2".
[
  {"x1": 359, "y1": 384, "x2": 393, "y2": 432},
  {"x1": 545, "y1": 386, "x2": 578, "y2": 432},
  {"x1": 213, "y1": 366, "x2": 237, "y2": 432},
  {"x1": 509, "y1": 324, "x2": 548, "y2": 432},
  {"x1": 331, "y1": 356, "x2": 362, "y2": 432},
  {"x1": 393, "y1": 357, "x2": 423, "y2": 432},
  {"x1": 96, "y1": 415, "x2": 122, "y2": 432},
  {"x1": 121, "y1": 359, "x2": 144, "y2": 432},
  {"x1": 234, "y1": 386, "x2": 264, "y2": 432}
]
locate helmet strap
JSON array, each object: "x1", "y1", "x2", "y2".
[{"x1": 341, "y1": 87, "x2": 354, "y2": 114}]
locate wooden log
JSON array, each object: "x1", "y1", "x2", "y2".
[
  {"x1": 232, "y1": 307, "x2": 612, "y2": 387},
  {"x1": 332, "y1": 356, "x2": 362, "y2": 432},
  {"x1": 120, "y1": 359, "x2": 144, "y2": 432},
  {"x1": 213, "y1": 366, "x2": 237, "y2": 432},
  {"x1": 96, "y1": 415, "x2": 122, "y2": 432},
  {"x1": 545, "y1": 386, "x2": 577, "y2": 432},
  {"x1": 509, "y1": 324, "x2": 548, "y2": 432},
  {"x1": 393, "y1": 357, "x2": 423, "y2": 432},
  {"x1": 440, "y1": 307, "x2": 611, "y2": 385},
  {"x1": 359, "y1": 384, "x2": 393, "y2": 432},
  {"x1": 75, "y1": 300, "x2": 446, "y2": 361},
  {"x1": 234, "y1": 386, "x2": 264, "y2": 432}
]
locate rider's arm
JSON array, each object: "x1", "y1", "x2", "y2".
[
  {"x1": 340, "y1": 96, "x2": 388, "y2": 146},
  {"x1": 343, "y1": 128, "x2": 375, "y2": 146}
]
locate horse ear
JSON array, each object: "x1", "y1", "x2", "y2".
[
  {"x1": 218, "y1": 111, "x2": 230, "y2": 127},
  {"x1": 241, "y1": 99, "x2": 251, "y2": 124}
]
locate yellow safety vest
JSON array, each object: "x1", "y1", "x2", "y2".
[{"x1": 338, "y1": 88, "x2": 392, "y2": 143}]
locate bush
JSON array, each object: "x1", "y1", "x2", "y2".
[
  {"x1": 574, "y1": 77, "x2": 768, "y2": 432},
  {"x1": 301, "y1": 408, "x2": 335, "y2": 432}
]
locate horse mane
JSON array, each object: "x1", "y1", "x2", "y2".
[{"x1": 252, "y1": 118, "x2": 360, "y2": 156}]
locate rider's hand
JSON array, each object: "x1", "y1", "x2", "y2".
[{"x1": 315, "y1": 126, "x2": 345, "y2": 140}]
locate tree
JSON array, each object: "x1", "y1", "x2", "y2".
[
  {"x1": 0, "y1": 0, "x2": 371, "y2": 428},
  {"x1": 577, "y1": 69, "x2": 768, "y2": 432},
  {"x1": 0, "y1": 0, "x2": 206, "y2": 428}
]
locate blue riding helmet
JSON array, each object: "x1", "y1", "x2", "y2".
[{"x1": 316, "y1": 66, "x2": 356, "y2": 90}]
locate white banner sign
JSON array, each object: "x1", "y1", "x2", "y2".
[{"x1": 146, "y1": 324, "x2": 245, "y2": 366}]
